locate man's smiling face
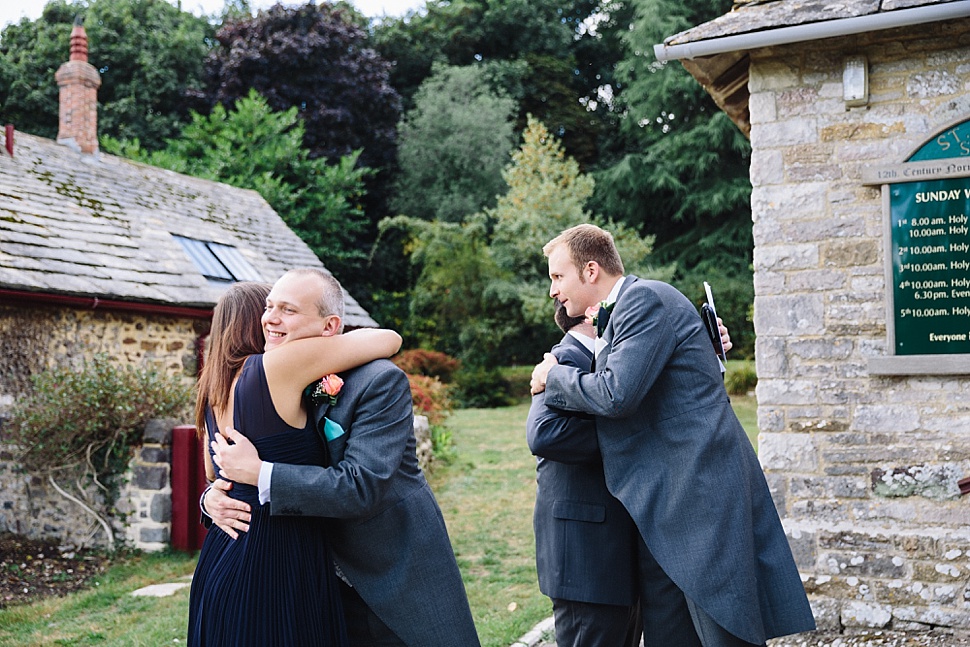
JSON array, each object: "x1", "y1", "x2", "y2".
[{"x1": 261, "y1": 273, "x2": 332, "y2": 351}]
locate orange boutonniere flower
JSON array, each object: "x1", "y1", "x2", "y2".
[{"x1": 310, "y1": 374, "x2": 344, "y2": 406}]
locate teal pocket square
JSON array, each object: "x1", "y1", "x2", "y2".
[{"x1": 323, "y1": 418, "x2": 345, "y2": 441}]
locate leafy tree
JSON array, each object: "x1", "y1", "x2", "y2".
[
  {"x1": 0, "y1": 0, "x2": 213, "y2": 150},
  {"x1": 366, "y1": 0, "x2": 635, "y2": 324},
  {"x1": 591, "y1": 0, "x2": 755, "y2": 355},
  {"x1": 372, "y1": 0, "x2": 616, "y2": 168},
  {"x1": 489, "y1": 115, "x2": 595, "y2": 280},
  {"x1": 385, "y1": 116, "x2": 663, "y2": 374},
  {"x1": 490, "y1": 116, "x2": 669, "y2": 328},
  {"x1": 104, "y1": 90, "x2": 372, "y2": 281},
  {"x1": 203, "y1": 2, "x2": 400, "y2": 171},
  {"x1": 391, "y1": 63, "x2": 517, "y2": 222},
  {"x1": 380, "y1": 215, "x2": 506, "y2": 354}
]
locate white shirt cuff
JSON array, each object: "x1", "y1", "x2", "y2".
[
  {"x1": 199, "y1": 485, "x2": 212, "y2": 518},
  {"x1": 258, "y1": 461, "x2": 274, "y2": 505}
]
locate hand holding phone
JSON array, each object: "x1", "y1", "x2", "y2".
[{"x1": 701, "y1": 282, "x2": 727, "y2": 362}]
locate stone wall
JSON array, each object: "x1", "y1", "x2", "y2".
[
  {"x1": 0, "y1": 419, "x2": 179, "y2": 551},
  {"x1": 0, "y1": 301, "x2": 201, "y2": 549},
  {"x1": 749, "y1": 20, "x2": 970, "y2": 632},
  {"x1": 0, "y1": 302, "x2": 203, "y2": 410},
  {"x1": 0, "y1": 444, "x2": 113, "y2": 548},
  {"x1": 1, "y1": 415, "x2": 435, "y2": 552}
]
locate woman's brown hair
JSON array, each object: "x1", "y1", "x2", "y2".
[{"x1": 194, "y1": 281, "x2": 272, "y2": 439}]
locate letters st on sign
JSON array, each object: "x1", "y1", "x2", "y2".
[{"x1": 864, "y1": 118, "x2": 970, "y2": 374}]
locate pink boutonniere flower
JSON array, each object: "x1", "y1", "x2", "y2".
[
  {"x1": 584, "y1": 300, "x2": 613, "y2": 329},
  {"x1": 310, "y1": 374, "x2": 344, "y2": 406}
]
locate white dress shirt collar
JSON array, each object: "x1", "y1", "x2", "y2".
[{"x1": 567, "y1": 330, "x2": 596, "y2": 355}]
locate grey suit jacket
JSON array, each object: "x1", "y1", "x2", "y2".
[
  {"x1": 270, "y1": 359, "x2": 480, "y2": 647},
  {"x1": 527, "y1": 334, "x2": 638, "y2": 606},
  {"x1": 545, "y1": 278, "x2": 815, "y2": 644}
]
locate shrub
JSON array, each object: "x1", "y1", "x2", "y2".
[
  {"x1": 407, "y1": 373, "x2": 453, "y2": 425},
  {"x1": 429, "y1": 425, "x2": 457, "y2": 465},
  {"x1": 725, "y1": 360, "x2": 758, "y2": 395},
  {"x1": 499, "y1": 365, "x2": 533, "y2": 403},
  {"x1": 453, "y1": 367, "x2": 513, "y2": 409},
  {"x1": 5, "y1": 355, "x2": 192, "y2": 487},
  {"x1": 393, "y1": 349, "x2": 460, "y2": 382}
]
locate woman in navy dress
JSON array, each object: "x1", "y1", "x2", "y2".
[{"x1": 187, "y1": 281, "x2": 401, "y2": 646}]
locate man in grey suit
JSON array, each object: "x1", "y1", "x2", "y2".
[
  {"x1": 527, "y1": 302, "x2": 641, "y2": 647},
  {"x1": 203, "y1": 268, "x2": 480, "y2": 647},
  {"x1": 531, "y1": 224, "x2": 815, "y2": 647}
]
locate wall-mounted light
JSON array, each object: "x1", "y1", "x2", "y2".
[{"x1": 843, "y1": 55, "x2": 869, "y2": 109}]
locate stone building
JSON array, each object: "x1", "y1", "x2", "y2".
[
  {"x1": 656, "y1": 0, "x2": 970, "y2": 637},
  {"x1": 0, "y1": 20, "x2": 376, "y2": 404},
  {"x1": 0, "y1": 22, "x2": 376, "y2": 548}
]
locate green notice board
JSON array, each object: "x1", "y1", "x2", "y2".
[{"x1": 891, "y1": 177, "x2": 970, "y2": 354}]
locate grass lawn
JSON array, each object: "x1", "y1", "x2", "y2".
[
  {"x1": 0, "y1": 551, "x2": 196, "y2": 646},
  {"x1": 429, "y1": 404, "x2": 550, "y2": 647},
  {"x1": 0, "y1": 396, "x2": 759, "y2": 647},
  {"x1": 732, "y1": 394, "x2": 759, "y2": 450}
]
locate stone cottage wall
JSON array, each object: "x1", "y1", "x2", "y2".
[
  {"x1": 0, "y1": 301, "x2": 202, "y2": 547},
  {"x1": 0, "y1": 444, "x2": 112, "y2": 547},
  {"x1": 0, "y1": 419, "x2": 179, "y2": 551},
  {"x1": 0, "y1": 301, "x2": 204, "y2": 409},
  {"x1": 1, "y1": 415, "x2": 434, "y2": 552},
  {"x1": 749, "y1": 20, "x2": 970, "y2": 632}
]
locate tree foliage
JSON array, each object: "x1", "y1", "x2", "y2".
[
  {"x1": 104, "y1": 90, "x2": 373, "y2": 281},
  {"x1": 591, "y1": 0, "x2": 756, "y2": 355},
  {"x1": 391, "y1": 63, "x2": 517, "y2": 222},
  {"x1": 0, "y1": 0, "x2": 213, "y2": 150},
  {"x1": 489, "y1": 115, "x2": 595, "y2": 280},
  {"x1": 203, "y1": 2, "x2": 401, "y2": 170},
  {"x1": 384, "y1": 116, "x2": 661, "y2": 370},
  {"x1": 372, "y1": 0, "x2": 619, "y2": 168}
]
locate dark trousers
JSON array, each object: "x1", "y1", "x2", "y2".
[
  {"x1": 637, "y1": 537, "x2": 765, "y2": 647},
  {"x1": 552, "y1": 598, "x2": 641, "y2": 647},
  {"x1": 339, "y1": 579, "x2": 407, "y2": 647}
]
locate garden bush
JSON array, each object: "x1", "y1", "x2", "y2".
[
  {"x1": 725, "y1": 360, "x2": 758, "y2": 395},
  {"x1": 5, "y1": 355, "x2": 191, "y2": 489},
  {"x1": 393, "y1": 349, "x2": 460, "y2": 382},
  {"x1": 453, "y1": 366, "x2": 513, "y2": 408},
  {"x1": 407, "y1": 373, "x2": 453, "y2": 425}
]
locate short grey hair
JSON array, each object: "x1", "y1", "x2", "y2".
[{"x1": 284, "y1": 268, "x2": 345, "y2": 330}]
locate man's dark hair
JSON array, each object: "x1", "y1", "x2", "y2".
[{"x1": 554, "y1": 300, "x2": 587, "y2": 334}]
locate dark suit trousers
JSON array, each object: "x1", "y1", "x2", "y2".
[
  {"x1": 637, "y1": 536, "x2": 765, "y2": 647},
  {"x1": 552, "y1": 598, "x2": 641, "y2": 647},
  {"x1": 340, "y1": 579, "x2": 407, "y2": 647}
]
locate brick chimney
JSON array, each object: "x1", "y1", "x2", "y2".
[{"x1": 55, "y1": 17, "x2": 101, "y2": 154}]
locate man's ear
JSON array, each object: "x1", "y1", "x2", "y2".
[
  {"x1": 321, "y1": 315, "x2": 342, "y2": 337},
  {"x1": 585, "y1": 261, "x2": 600, "y2": 284}
]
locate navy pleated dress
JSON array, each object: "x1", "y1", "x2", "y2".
[{"x1": 187, "y1": 355, "x2": 348, "y2": 647}]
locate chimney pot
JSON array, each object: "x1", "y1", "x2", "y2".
[{"x1": 69, "y1": 24, "x2": 89, "y2": 62}]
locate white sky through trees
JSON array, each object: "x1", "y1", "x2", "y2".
[{"x1": 1, "y1": 0, "x2": 424, "y2": 27}]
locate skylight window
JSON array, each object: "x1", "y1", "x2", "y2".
[{"x1": 173, "y1": 235, "x2": 262, "y2": 282}]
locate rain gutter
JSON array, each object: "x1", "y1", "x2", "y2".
[
  {"x1": 0, "y1": 288, "x2": 213, "y2": 319},
  {"x1": 654, "y1": 0, "x2": 970, "y2": 61}
]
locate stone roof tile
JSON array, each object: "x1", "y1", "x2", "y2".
[
  {"x1": 663, "y1": 0, "x2": 954, "y2": 45},
  {"x1": 0, "y1": 132, "x2": 377, "y2": 327}
]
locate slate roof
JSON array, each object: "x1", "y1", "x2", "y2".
[
  {"x1": 662, "y1": 0, "x2": 956, "y2": 46},
  {"x1": 653, "y1": 0, "x2": 969, "y2": 137},
  {"x1": 0, "y1": 131, "x2": 377, "y2": 328}
]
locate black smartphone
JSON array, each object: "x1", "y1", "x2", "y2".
[{"x1": 701, "y1": 282, "x2": 727, "y2": 362}]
